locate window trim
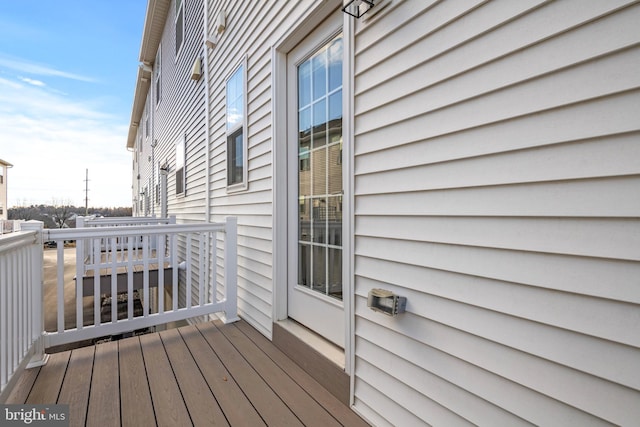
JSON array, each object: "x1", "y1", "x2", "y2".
[
  {"x1": 174, "y1": 0, "x2": 185, "y2": 59},
  {"x1": 144, "y1": 109, "x2": 149, "y2": 139},
  {"x1": 155, "y1": 46, "x2": 162, "y2": 107},
  {"x1": 225, "y1": 57, "x2": 248, "y2": 192}
]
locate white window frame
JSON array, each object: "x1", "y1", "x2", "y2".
[
  {"x1": 225, "y1": 57, "x2": 248, "y2": 192},
  {"x1": 175, "y1": 0, "x2": 185, "y2": 58},
  {"x1": 175, "y1": 135, "x2": 186, "y2": 196},
  {"x1": 144, "y1": 109, "x2": 149, "y2": 139},
  {"x1": 155, "y1": 46, "x2": 162, "y2": 107}
]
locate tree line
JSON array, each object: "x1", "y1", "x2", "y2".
[{"x1": 8, "y1": 204, "x2": 132, "y2": 229}]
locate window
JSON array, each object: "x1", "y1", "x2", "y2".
[
  {"x1": 175, "y1": 136, "x2": 185, "y2": 195},
  {"x1": 296, "y1": 34, "x2": 344, "y2": 300},
  {"x1": 144, "y1": 110, "x2": 149, "y2": 138},
  {"x1": 175, "y1": 0, "x2": 184, "y2": 56},
  {"x1": 155, "y1": 47, "x2": 162, "y2": 106},
  {"x1": 226, "y1": 59, "x2": 247, "y2": 190}
]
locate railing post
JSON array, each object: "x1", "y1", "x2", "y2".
[
  {"x1": 20, "y1": 221, "x2": 48, "y2": 368},
  {"x1": 222, "y1": 217, "x2": 239, "y2": 323}
]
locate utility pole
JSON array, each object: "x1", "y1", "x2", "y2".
[{"x1": 84, "y1": 168, "x2": 90, "y2": 215}]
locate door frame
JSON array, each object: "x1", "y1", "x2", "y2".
[{"x1": 272, "y1": 0, "x2": 354, "y2": 378}]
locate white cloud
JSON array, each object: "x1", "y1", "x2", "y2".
[
  {"x1": 18, "y1": 76, "x2": 46, "y2": 87},
  {"x1": 0, "y1": 73, "x2": 132, "y2": 208},
  {"x1": 0, "y1": 54, "x2": 97, "y2": 83}
]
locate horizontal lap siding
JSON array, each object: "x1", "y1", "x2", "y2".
[
  {"x1": 206, "y1": 0, "x2": 317, "y2": 337},
  {"x1": 145, "y1": 0, "x2": 207, "y2": 308},
  {"x1": 352, "y1": 1, "x2": 640, "y2": 425}
]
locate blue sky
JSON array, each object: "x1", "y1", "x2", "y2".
[{"x1": 0, "y1": 1, "x2": 147, "y2": 208}]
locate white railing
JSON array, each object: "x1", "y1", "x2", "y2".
[
  {"x1": 0, "y1": 217, "x2": 238, "y2": 401},
  {"x1": 1, "y1": 220, "x2": 25, "y2": 235},
  {"x1": 43, "y1": 217, "x2": 238, "y2": 348},
  {"x1": 0, "y1": 222, "x2": 46, "y2": 403},
  {"x1": 75, "y1": 216, "x2": 176, "y2": 268}
]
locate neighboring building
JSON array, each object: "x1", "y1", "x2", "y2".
[
  {"x1": 128, "y1": 1, "x2": 640, "y2": 425},
  {"x1": 0, "y1": 159, "x2": 12, "y2": 221}
]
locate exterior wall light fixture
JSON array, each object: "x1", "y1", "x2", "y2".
[
  {"x1": 367, "y1": 288, "x2": 406, "y2": 317},
  {"x1": 342, "y1": 0, "x2": 374, "y2": 18},
  {"x1": 206, "y1": 10, "x2": 226, "y2": 50}
]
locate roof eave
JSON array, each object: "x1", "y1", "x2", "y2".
[
  {"x1": 139, "y1": 0, "x2": 171, "y2": 65},
  {"x1": 126, "y1": 0, "x2": 170, "y2": 149},
  {"x1": 126, "y1": 67, "x2": 152, "y2": 149}
]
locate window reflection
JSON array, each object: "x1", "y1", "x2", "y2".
[{"x1": 297, "y1": 34, "x2": 343, "y2": 300}]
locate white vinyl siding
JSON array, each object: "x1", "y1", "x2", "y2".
[
  {"x1": 351, "y1": 1, "x2": 640, "y2": 426},
  {"x1": 204, "y1": 0, "x2": 323, "y2": 337},
  {"x1": 133, "y1": 0, "x2": 208, "y2": 310}
]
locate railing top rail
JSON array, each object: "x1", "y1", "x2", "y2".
[
  {"x1": 84, "y1": 216, "x2": 170, "y2": 224},
  {"x1": 0, "y1": 230, "x2": 38, "y2": 254},
  {"x1": 45, "y1": 221, "x2": 227, "y2": 240}
]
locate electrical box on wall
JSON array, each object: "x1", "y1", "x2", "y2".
[{"x1": 367, "y1": 288, "x2": 406, "y2": 317}]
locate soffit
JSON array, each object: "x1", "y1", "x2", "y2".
[
  {"x1": 139, "y1": 0, "x2": 170, "y2": 64},
  {"x1": 126, "y1": 67, "x2": 152, "y2": 149},
  {"x1": 126, "y1": 0, "x2": 169, "y2": 149}
]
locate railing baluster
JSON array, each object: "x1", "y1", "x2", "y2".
[
  {"x1": 172, "y1": 233, "x2": 178, "y2": 311},
  {"x1": 26, "y1": 247, "x2": 32, "y2": 351},
  {"x1": 158, "y1": 234, "x2": 164, "y2": 314},
  {"x1": 0, "y1": 255, "x2": 6, "y2": 389},
  {"x1": 12, "y1": 251, "x2": 19, "y2": 367},
  {"x1": 127, "y1": 236, "x2": 134, "y2": 320},
  {"x1": 110, "y1": 237, "x2": 118, "y2": 324},
  {"x1": 143, "y1": 235, "x2": 149, "y2": 317},
  {"x1": 56, "y1": 241, "x2": 65, "y2": 333},
  {"x1": 198, "y1": 234, "x2": 204, "y2": 307},
  {"x1": 76, "y1": 235, "x2": 84, "y2": 330},
  {"x1": 93, "y1": 238, "x2": 101, "y2": 327},
  {"x1": 8, "y1": 252, "x2": 14, "y2": 372},
  {"x1": 186, "y1": 233, "x2": 192, "y2": 309},
  {"x1": 211, "y1": 232, "x2": 216, "y2": 304},
  {"x1": 18, "y1": 248, "x2": 25, "y2": 360}
]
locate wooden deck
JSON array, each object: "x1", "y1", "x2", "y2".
[{"x1": 6, "y1": 320, "x2": 369, "y2": 427}]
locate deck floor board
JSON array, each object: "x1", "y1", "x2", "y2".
[
  {"x1": 86, "y1": 341, "x2": 119, "y2": 427},
  {"x1": 8, "y1": 320, "x2": 369, "y2": 427},
  {"x1": 178, "y1": 323, "x2": 267, "y2": 427},
  {"x1": 159, "y1": 328, "x2": 229, "y2": 426},
  {"x1": 217, "y1": 321, "x2": 342, "y2": 427},
  {"x1": 139, "y1": 332, "x2": 190, "y2": 427},
  {"x1": 118, "y1": 337, "x2": 154, "y2": 427},
  {"x1": 25, "y1": 351, "x2": 70, "y2": 404},
  {"x1": 195, "y1": 322, "x2": 303, "y2": 427},
  {"x1": 57, "y1": 345, "x2": 94, "y2": 426},
  {"x1": 235, "y1": 321, "x2": 370, "y2": 427}
]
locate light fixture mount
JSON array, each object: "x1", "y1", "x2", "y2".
[{"x1": 342, "y1": 0, "x2": 374, "y2": 18}]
